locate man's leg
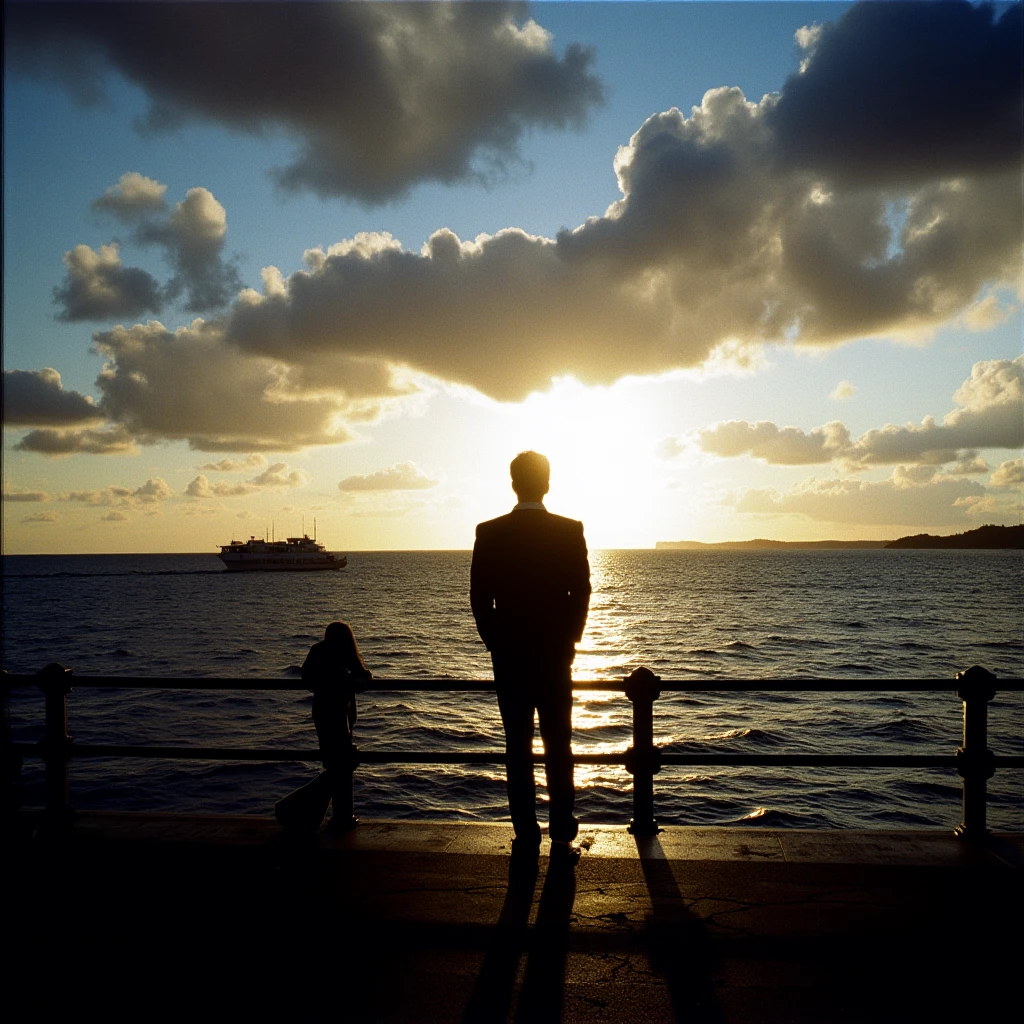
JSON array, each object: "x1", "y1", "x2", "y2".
[
  {"x1": 536, "y1": 666, "x2": 578, "y2": 843},
  {"x1": 494, "y1": 663, "x2": 542, "y2": 844}
]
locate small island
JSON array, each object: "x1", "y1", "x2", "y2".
[{"x1": 657, "y1": 524, "x2": 1023, "y2": 551}]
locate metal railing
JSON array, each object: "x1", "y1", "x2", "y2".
[{"x1": 3, "y1": 665, "x2": 1022, "y2": 839}]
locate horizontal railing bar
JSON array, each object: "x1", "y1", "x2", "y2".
[
  {"x1": 5, "y1": 675, "x2": 1023, "y2": 692},
  {"x1": 10, "y1": 741, "x2": 1022, "y2": 770}
]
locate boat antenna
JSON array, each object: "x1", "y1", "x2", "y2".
[
  {"x1": 302, "y1": 513, "x2": 305, "y2": 538},
  {"x1": 314, "y1": 517, "x2": 317, "y2": 542},
  {"x1": 272, "y1": 520, "x2": 275, "y2": 543}
]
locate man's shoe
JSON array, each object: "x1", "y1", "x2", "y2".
[{"x1": 325, "y1": 814, "x2": 359, "y2": 835}]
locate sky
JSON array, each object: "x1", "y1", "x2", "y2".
[{"x1": 3, "y1": 0, "x2": 1022, "y2": 554}]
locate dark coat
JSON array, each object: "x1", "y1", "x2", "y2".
[
  {"x1": 301, "y1": 640, "x2": 370, "y2": 734},
  {"x1": 470, "y1": 508, "x2": 591, "y2": 664}
]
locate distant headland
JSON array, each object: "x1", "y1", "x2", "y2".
[{"x1": 656, "y1": 524, "x2": 1023, "y2": 551}]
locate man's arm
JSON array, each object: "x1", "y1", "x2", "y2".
[
  {"x1": 569, "y1": 521, "x2": 592, "y2": 643},
  {"x1": 470, "y1": 525, "x2": 497, "y2": 651}
]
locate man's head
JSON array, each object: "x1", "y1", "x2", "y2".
[{"x1": 510, "y1": 450, "x2": 550, "y2": 502}]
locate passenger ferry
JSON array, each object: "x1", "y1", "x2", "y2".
[{"x1": 217, "y1": 531, "x2": 347, "y2": 572}]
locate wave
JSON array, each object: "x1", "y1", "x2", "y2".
[{"x1": 726, "y1": 806, "x2": 836, "y2": 828}]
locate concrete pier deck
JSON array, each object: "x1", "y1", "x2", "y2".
[{"x1": 4, "y1": 813, "x2": 1021, "y2": 1022}]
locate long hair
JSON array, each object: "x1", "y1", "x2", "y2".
[{"x1": 324, "y1": 620, "x2": 368, "y2": 673}]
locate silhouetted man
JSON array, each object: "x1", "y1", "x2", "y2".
[{"x1": 471, "y1": 451, "x2": 591, "y2": 860}]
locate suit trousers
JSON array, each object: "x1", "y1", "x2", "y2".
[{"x1": 493, "y1": 655, "x2": 578, "y2": 843}]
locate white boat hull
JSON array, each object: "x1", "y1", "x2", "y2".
[{"x1": 219, "y1": 556, "x2": 346, "y2": 572}]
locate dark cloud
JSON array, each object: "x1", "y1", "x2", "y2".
[
  {"x1": 767, "y1": 1, "x2": 1023, "y2": 187},
  {"x1": 14, "y1": 424, "x2": 138, "y2": 456},
  {"x1": 5, "y1": 2, "x2": 604, "y2": 203},
  {"x1": 222, "y1": 0, "x2": 1021, "y2": 401},
  {"x1": 338, "y1": 462, "x2": 439, "y2": 491},
  {"x1": 3, "y1": 368, "x2": 103, "y2": 426},
  {"x1": 53, "y1": 243, "x2": 163, "y2": 321}
]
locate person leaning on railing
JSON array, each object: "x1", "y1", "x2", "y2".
[{"x1": 275, "y1": 620, "x2": 372, "y2": 833}]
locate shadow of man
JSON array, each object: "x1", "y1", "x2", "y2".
[
  {"x1": 462, "y1": 851, "x2": 577, "y2": 1024},
  {"x1": 514, "y1": 857, "x2": 577, "y2": 1023},
  {"x1": 636, "y1": 835, "x2": 723, "y2": 1024},
  {"x1": 462, "y1": 852, "x2": 540, "y2": 1023}
]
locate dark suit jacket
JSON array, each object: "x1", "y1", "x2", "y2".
[{"x1": 471, "y1": 508, "x2": 591, "y2": 664}]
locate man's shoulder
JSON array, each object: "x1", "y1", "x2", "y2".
[
  {"x1": 543, "y1": 512, "x2": 584, "y2": 532},
  {"x1": 475, "y1": 510, "x2": 583, "y2": 537},
  {"x1": 475, "y1": 512, "x2": 515, "y2": 538}
]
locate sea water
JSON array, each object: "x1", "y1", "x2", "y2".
[{"x1": 3, "y1": 549, "x2": 1022, "y2": 829}]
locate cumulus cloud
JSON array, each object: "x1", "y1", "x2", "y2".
[
  {"x1": 22, "y1": 511, "x2": 59, "y2": 524},
  {"x1": 990, "y1": 459, "x2": 1024, "y2": 488},
  {"x1": 186, "y1": 461, "x2": 306, "y2": 498},
  {"x1": 961, "y1": 294, "x2": 1014, "y2": 332},
  {"x1": 338, "y1": 462, "x2": 440, "y2": 492},
  {"x1": 217, "y1": 1, "x2": 1020, "y2": 401},
  {"x1": 3, "y1": 488, "x2": 49, "y2": 502},
  {"x1": 53, "y1": 243, "x2": 163, "y2": 321},
  {"x1": 15, "y1": 2, "x2": 1022, "y2": 448},
  {"x1": 3, "y1": 368, "x2": 103, "y2": 427},
  {"x1": 185, "y1": 475, "x2": 255, "y2": 499},
  {"x1": 14, "y1": 424, "x2": 138, "y2": 456},
  {"x1": 830, "y1": 380, "x2": 857, "y2": 400},
  {"x1": 198, "y1": 455, "x2": 268, "y2": 472},
  {"x1": 250, "y1": 462, "x2": 308, "y2": 489},
  {"x1": 698, "y1": 420, "x2": 851, "y2": 465},
  {"x1": 6, "y1": 2, "x2": 603, "y2": 203},
  {"x1": 731, "y1": 471, "x2": 995, "y2": 527},
  {"x1": 85, "y1": 178, "x2": 241, "y2": 314},
  {"x1": 137, "y1": 187, "x2": 241, "y2": 311},
  {"x1": 92, "y1": 171, "x2": 167, "y2": 219},
  {"x1": 693, "y1": 357, "x2": 1023, "y2": 470},
  {"x1": 62, "y1": 478, "x2": 173, "y2": 507},
  {"x1": 845, "y1": 356, "x2": 1023, "y2": 467},
  {"x1": 91, "y1": 320, "x2": 361, "y2": 452}
]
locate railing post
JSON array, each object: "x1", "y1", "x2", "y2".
[
  {"x1": 36, "y1": 663, "x2": 74, "y2": 826},
  {"x1": 624, "y1": 667, "x2": 662, "y2": 836},
  {"x1": 953, "y1": 665, "x2": 997, "y2": 841}
]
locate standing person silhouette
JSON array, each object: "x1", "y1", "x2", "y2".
[
  {"x1": 471, "y1": 451, "x2": 592, "y2": 862},
  {"x1": 276, "y1": 620, "x2": 371, "y2": 833}
]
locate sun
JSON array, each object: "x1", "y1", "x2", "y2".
[{"x1": 487, "y1": 376, "x2": 668, "y2": 547}]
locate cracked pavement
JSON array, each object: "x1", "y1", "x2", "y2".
[{"x1": 4, "y1": 815, "x2": 1020, "y2": 1022}]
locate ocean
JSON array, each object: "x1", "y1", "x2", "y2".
[{"x1": 3, "y1": 549, "x2": 1022, "y2": 830}]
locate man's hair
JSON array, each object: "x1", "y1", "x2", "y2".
[{"x1": 510, "y1": 450, "x2": 550, "y2": 499}]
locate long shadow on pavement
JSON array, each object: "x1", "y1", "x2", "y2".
[{"x1": 635, "y1": 834, "x2": 724, "y2": 1024}]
